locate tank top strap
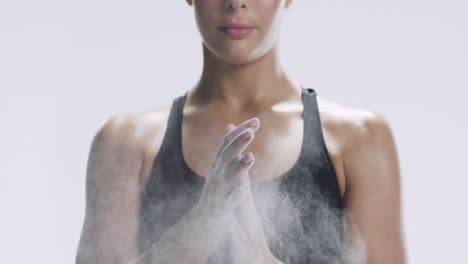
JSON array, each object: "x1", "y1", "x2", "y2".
[
  {"x1": 300, "y1": 86, "x2": 320, "y2": 162},
  {"x1": 144, "y1": 95, "x2": 188, "y2": 193},
  {"x1": 299, "y1": 86, "x2": 343, "y2": 209}
]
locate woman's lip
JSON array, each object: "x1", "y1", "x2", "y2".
[
  {"x1": 220, "y1": 27, "x2": 255, "y2": 38},
  {"x1": 222, "y1": 22, "x2": 254, "y2": 29}
]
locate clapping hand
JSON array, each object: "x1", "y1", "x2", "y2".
[{"x1": 224, "y1": 121, "x2": 281, "y2": 264}]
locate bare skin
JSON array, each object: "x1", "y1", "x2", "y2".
[
  {"x1": 76, "y1": 0, "x2": 407, "y2": 263},
  {"x1": 75, "y1": 93, "x2": 406, "y2": 264}
]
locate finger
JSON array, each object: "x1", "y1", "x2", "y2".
[
  {"x1": 222, "y1": 128, "x2": 257, "y2": 162},
  {"x1": 218, "y1": 117, "x2": 260, "y2": 154},
  {"x1": 209, "y1": 123, "x2": 241, "y2": 170},
  {"x1": 225, "y1": 123, "x2": 236, "y2": 134},
  {"x1": 230, "y1": 152, "x2": 255, "y2": 176},
  {"x1": 227, "y1": 152, "x2": 255, "y2": 188}
]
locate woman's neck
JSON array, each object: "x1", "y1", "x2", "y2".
[{"x1": 188, "y1": 45, "x2": 302, "y2": 110}]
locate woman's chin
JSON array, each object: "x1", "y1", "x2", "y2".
[
  {"x1": 211, "y1": 47, "x2": 262, "y2": 66},
  {"x1": 216, "y1": 54, "x2": 255, "y2": 66}
]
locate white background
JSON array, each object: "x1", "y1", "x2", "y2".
[{"x1": 1, "y1": 0, "x2": 467, "y2": 263}]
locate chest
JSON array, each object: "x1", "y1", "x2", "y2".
[
  {"x1": 181, "y1": 110, "x2": 345, "y2": 196},
  {"x1": 138, "y1": 101, "x2": 348, "y2": 261},
  {"x1": 141, "y1": 106, "x2": 346, "y2": 198},
  {"x1": 182, "y1": 110, "x2": 304, "y2": 181}
]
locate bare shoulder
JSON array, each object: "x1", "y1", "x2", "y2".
[
  {"x1": 316, "y1": 95, "x2": 394, "y2": 152},
  {"x1": 316, "y1": 98, "x2": 405, "y2": 263},
  {"x1": 90, "y1": 104, "x2": 173, "y2": 183},
  {"x1": 101, "y1": 104, "x2": 172, "y2": 142},
  {"x1": 77, "y1": 106, "x2": 172, "y2": 263},
  {"x1": 316, "y1": 95, "x2": 399, "y2": 193},
  {"x1": 104, "y1": 104, "x2": 172, "y2": 146},
  {"x1": 117, "y1": 104, "x2": 174, "y2": 183}
]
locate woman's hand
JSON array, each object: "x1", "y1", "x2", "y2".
[
  {"x1": 196, "y1": 117, "x2": 260, "y2": 218},
  {"x1": 222, "y1": 119, "x2": 278, "y2": 264},
  {"x1": 230, "y1": 174, "x2": 278, "y2": 264}
]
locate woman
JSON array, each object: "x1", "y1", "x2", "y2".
[{"x1": 76, "y1": 0, "x2": 407, "y2": 263}]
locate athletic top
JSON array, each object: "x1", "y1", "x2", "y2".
[{"x1": 137, "y1": 86, "x2": 346, "y2": 264}]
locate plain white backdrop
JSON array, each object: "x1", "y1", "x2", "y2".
[{"x1": 1, "y1": 0, "x2": 467, "y2": 263}]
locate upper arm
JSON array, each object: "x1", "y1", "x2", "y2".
[
  {"x1": 342, "y1": 111, "x2": 407, "y2": 264},
  {"x1": 76, "y1": 115, "x2": 144, "y2": 264}
]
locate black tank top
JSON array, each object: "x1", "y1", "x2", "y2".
[{"x1": 138, "y1": 86, "x2": 346, "y2": 264}]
